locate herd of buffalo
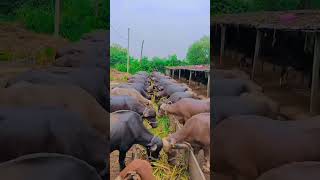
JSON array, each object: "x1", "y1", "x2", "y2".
[
  {"x1": 110, "y1": 70, "x2": 211, "y2": 177},
  {"x1": 213, "y1": 68, "x2": 320, "y2": 180},
  {"x1": 2, "y1": 29, "x2": 318, "y2": 180},
  {"x1": 0, "y1": 31, "x2": 108, "y2": 180}
]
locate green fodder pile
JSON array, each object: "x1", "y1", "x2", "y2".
[{"x1": 137, "y1": 91, "x2": 189, "y2": 180}]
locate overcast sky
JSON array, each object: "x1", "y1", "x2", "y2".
[{"x1": 110, "y1": 0, "x2": 210, "y2": 59}]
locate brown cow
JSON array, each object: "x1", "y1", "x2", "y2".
[
  {"x1": 158, "y1": 98, "x2": 210, "y2": 124},
  {"x1": 213, "y1": 115, "x2": 320, "y2": 180},
  {"x1": 163, "y1": 113, "x2": 210, "y2": 173},
  {"x1": 257, "y1": 162, "x2": 320, "y2": 180},
  {"x1": 115, "y1": 159, "x2": 155, "y2": 180},
  {"x1": 111, "y1": 87, "x2": 152, "y2": 107},
  {"x1": 0, "y1": 84, "x2": 108, "y2": 136}
]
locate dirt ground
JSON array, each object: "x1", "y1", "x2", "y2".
[
  {"x1": 0, "y1": 22, "x2": 68, "y2": 61},
  {"x1": 215, "y1": 55, "x2": 319, "y2": 118},
  {"x1": 110, "y1": 147, "x2": 137, "y2": 180},
  {"x1": 176, "y1": 77, "x2": 209, "y2": 99}
]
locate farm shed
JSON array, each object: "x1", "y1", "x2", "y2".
[
  {"x1": 212, "y1": 10, "x2": 320, "y2": 113},
  {"x1": 165, "y1": 65, "x2": 210, "y2": 97}
]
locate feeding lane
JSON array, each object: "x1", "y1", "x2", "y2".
[{"x1": 135, "y1": 73, "x2": 208, "y2": 180}]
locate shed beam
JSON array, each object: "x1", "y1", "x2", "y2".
[
  {"x1": 207, "y1": 73, "x2": 210, "y2": 97},
  {"x1": 251, "y1": 30, "x2": 262, "y2": 80},
  {"x1": 172, "y1": 70, "x2": 175, "y2": 78},
  {"x1": 220, "y1": 25, "x2": 226, "y2": 65},
  {"x1": 179, "y1": 69, "x2": 181, "y2": 80},
  {"x1": 310, "y1": 32, "x2": 320, "y2": 113}
]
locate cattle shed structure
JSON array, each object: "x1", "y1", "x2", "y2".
[
  {"x1": 165, "y1": 65, "x2": 210, "y2": 97},
  {"x1": 212, "y1": 10, "x2": 320, "y2": 113}
]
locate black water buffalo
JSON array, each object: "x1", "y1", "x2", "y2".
[
  {"x1": 5, "y1": 67, "x2": 109, "y2": 110},
  {"x1": 117, "y1": 83, "x2": 150, "y2": 99},
  {"x1": 213, "y1": 78, "x2": 262, "y2": 96},
  {"x1": 157, "y1": 84, "x2": 189, "y2": 98},
  {"x1": 159, "y1": 91, "x2": 195, "y2": 106},
  {"x1": 110, "y1": 95, "x2": 157, "y2": 128},
  {"x1": 167, "y1": 91, "x2": 195, "y2": 103},
  {"x1": 257, "y1": 161, "x2": 320, "y2": 180},
  {"x1": 213, "y1": 95, "x2": 279, "y2": 127},
  {"x1": 0, "y1": 84, "x2": 108, "y2": 136},
  {"x1": 0, "y1": 153, "x2": 103, "y2": 180},
  {"x1": 213, "y1": 115, "x2": 320, "y2": 180},
  {"x1": 128, "y1": 78, "x2": 150, "y2": 86},
  {"x1": 0, "y1": 107, "x2": 107, "y2": 175},
  {"x1": 54, "y1": 31, "x2": 108, "y2": 69},
  {"x1": 213, "y1": 69, "x2": 249, "y2": 79},
  {"x1": 136, "y1": 71, "x2": 149, "y2": 76},
  {"x1": 111, "y1": 110, "x2": 163, "y2": 170}
]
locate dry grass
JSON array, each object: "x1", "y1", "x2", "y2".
[{"x1": 0, "y1": 22, "x2": 68, "y2": 63}]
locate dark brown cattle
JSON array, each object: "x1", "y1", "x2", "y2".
[
  {"x1": 213, "y1": 78, "x2": 262, "y2": 96},
  {"x1": 213, "y1": 69, "x2": 249, "y2": 79},
  {"x1": 256, "y1": 162, "x2": 320, "y2": 180},
  {"x1": 213, "y1": 115, "x2": 320, "y2": 180},
  {"x1": 213, "y1": 95, "x2": 279, "y2": 127},
  {"x1": 0, "y1": 84, "x2": 108, "y2": 136},
  {"x1": 0, "y1": 153, "x2": 103, "y2": 180},
  {"x1": 0, "y1": 107, "x2": 107, "y2": 176}
]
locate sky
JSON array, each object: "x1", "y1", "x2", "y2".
[{"x1": 110, "y1": 0, "x2": 210, "y2": 59}]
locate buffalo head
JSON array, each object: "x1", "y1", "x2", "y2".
[
  {"x1": 143, "y1": 108, "x2": 157, "y2": 128},
  {"x1": 146, "y1": 136, "x2": 163, "y2": 161},
  {"x1": 158, "y1": 104, "x2": 169, "y2": 117}
]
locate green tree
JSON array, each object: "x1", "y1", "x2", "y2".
[
  {"x1": 186, "y1": 36, "x2": 210, "y2": 65},
  {"x1": 110, "y1": 44, "x2": 127, "y2": 66}
]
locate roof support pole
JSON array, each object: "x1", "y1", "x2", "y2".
[
  {"x1": 189, "y1": 71, "x2": 192, "y2": 86},
  {"x1": 179, "y1": 69, "x2": 181, "y2": 80},
  {"x1": 172, "y1": 70, "x2": 175, "y2": 78},
  {"x1": 310, "y1": 32, "x2": 320, "y2": 113},
  {"x1": 207, "y1": 72, "x2": 210, "y2": 97},
  {"x1": 220, "y1": 25, "x2": 226, "y2": 65},
  {"x1": 251, "y1": 30, "x2": 262, "y2": 80}
]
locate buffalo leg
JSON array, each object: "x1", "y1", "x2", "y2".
[{"x1": 119, "y1": 150, "x2": 126, "y2": 170}]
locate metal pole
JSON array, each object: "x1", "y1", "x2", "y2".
[
  {"x1": 251, "y1": 30, "x2": 262, "y2": 80},
  {"x1": 189, "y1": 71, "x2": 192, "y2": 85},
  {"x1": 140, "y1": 40, "x2": 144, "y2": 64},
  {"x1": 207, "y1": 72, "x2": 210, "y2": 97},
  {"x1": 220, "y1": 25, "x2": 226, "y2": 65},
  {"x1": 310, "y1": 32, "x2": 320, "y2": 113},
  {"x1": 127, "y1": 28, "x2": 130, "y2": 73}
]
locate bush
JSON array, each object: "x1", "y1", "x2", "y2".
[{"x1": 6, "y1": 0, "x2": 109, "y2": 41}]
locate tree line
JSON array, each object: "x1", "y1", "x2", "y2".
[
  {"x1": 0, "y1": 0, "x2": 109, "y2": 41},
  {"x1": 111, "y1": 36, "x2": 210, "y2": 74}
]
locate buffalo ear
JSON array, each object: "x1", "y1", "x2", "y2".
[{"x1": 150, "y1": 144, "x2": 158, "y2": 151}]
